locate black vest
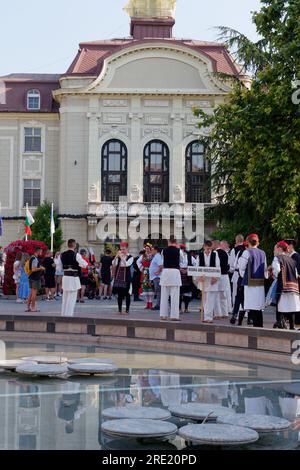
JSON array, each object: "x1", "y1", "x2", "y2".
[
  {"x1": 61, "y1": 250, "x2": 79, "y2": 271},
  {"x1": 163, "y1": 246, "x2": 180, "y2": 269},
  {"x1": 216, "y1": 248, "x2": 229, "y2": 275},
  {"x1": 198, "y1": 251, "x2": 217, "y2": 267}
]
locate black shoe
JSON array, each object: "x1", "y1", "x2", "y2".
[
  {"x1": 230, "y1": 315, "x2": 237, "y2": 325},
  {"x1": 152, "y1": 306, "x2": 160, "y2": 311},
  {"x1": 134, "y1": 298, "x2": 143, "y2": 302}
]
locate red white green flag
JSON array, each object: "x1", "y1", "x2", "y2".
[{"x1": 25, "y1": 206, "x2": 35, "y2": 236}]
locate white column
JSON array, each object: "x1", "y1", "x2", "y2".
[
  {"x1": 129, "y1": 97, "x2": 143, "y2": 203},
  {"x1": 171, "y1": 98, "x2": 185, "y2": 203},
  {"x1": 87, "y1": 97, "x2": 101, "y2": 205}
]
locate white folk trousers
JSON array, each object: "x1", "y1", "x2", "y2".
[
  {"x1": 61, "y1": 290, "x2": 78, "y2": 317},
  {"x1": 160, "y1": 286, "x2": 180, "y2": 319}
]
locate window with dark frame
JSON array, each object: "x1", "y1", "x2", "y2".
[
  {"x1": 24, "y1": 127, "x2": 42, "y2": 152},
  {"x1": 101, "y1": 140, "x2": 127, "y2": 202},
  {"x1": 185, "y1": 141, "x2": 211, "y2": 203},
  {"x1": 143, "y1": 140, "x2": 169, "y2": 203},
  {"x1": 23, "y1": 179, "x2": 41, "y2": 207}
]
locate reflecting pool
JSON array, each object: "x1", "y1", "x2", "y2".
[{"x1": 0, "y1": 340, "x2": 300, "y2": 450}]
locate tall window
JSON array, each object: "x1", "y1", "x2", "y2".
[
  {"x1": 23, "y1": 179, "x2": 41, "y2": 207},
  {"x1": 101, "y1": 140, "x2": 127, "y2": 202},
  {"x1": 24, "y1": 127, "x2": 42, "y2": 152},
  {"x1": 27, "y1": 89, "x2": 40, "y2": 110},
  {"x1": 143, "y1": 140, "x2": 169, "y2": 203},
  {"x1": 185, "y1": 141, "x2": 211, "y2": 203}
]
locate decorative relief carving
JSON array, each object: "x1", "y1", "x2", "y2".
[
  {"x1": 103, "y1": 114, "x2": 127, "y2": 124},
  {"x1": 170, "y1": 113, "x2": 185, "y2": 121},
  {"x1": 99, "y1": 126, "x2": 130, "y2": 137},
  {"x1": 23, "y1": 157, "x2": 42, "y2": 174},
  {"x1": 185, "y1": 100, "x2": 212, "y2": 108},
  {"x1": 87, "y1": 112, "x2": 101, "y2": 121},
  {"x1": 183, "y1": 125, "x2": 212, "y2": 138},
  {"x1": 142, "y1": 127, "x2": 171, "y2": 137},
  {"x1": 130, "y1": 184, "x2": 141, "y2": 203},
  {"x1": 144, "y1": 115, "x2": 169, "y2": 125},
  {"x1": 173, "y1": 185, "x2": 183, "y2": 203},
  {"x1": 144, "y1": 100, "x2": 169, "y2": 107},
  {"x1": 103, "y1": 99, "x2": 128, "y2": 107},
  {"x1": 88, "y1": 184, "x2": 100, "y2": 203}
]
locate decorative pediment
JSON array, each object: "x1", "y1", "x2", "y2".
[{"x1": 83, "y1": 43, "x2": 231, "y2": 95}]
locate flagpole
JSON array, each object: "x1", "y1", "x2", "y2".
[
  {"x1": 50, "y1": 203, "x2": 54, "y2": 253},
  {"x1": 25, "y1": 203, "x2": 28, "y2": 241}
]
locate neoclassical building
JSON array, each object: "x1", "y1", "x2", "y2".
[{"x1": 0, "y1": 1, "x2": 244, "y2": 254}]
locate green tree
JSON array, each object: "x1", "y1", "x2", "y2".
[
  {"x1": 31, "y1": 201, "x2": 64, "y2": 252},
  {"x1": 195, "y1": 0, "x2": 300, "y2": 255}
]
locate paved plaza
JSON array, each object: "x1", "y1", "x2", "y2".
[{"x1": 0, "y1": 295, "x2": 279, "y2": 329}]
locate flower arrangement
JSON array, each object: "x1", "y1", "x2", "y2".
[{"x1": 3, "y1": 240, "x2": 48, "y2": 295}]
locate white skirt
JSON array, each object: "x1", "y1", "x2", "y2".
[
  {"x1": 62, "y1": 275, "x2": 81, "y2": 292},
  {"x1": 278, "y1": 292, "x2": 300, "y2": 313},
  {"x1": 244, "y1": 286, "x2": 265, "y2": 310}
]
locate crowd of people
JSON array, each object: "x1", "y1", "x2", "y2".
[{"x1": 0, "y1": 234, "x2": 299, "y2": 329}]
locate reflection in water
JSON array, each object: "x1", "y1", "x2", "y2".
[{"x1": 0, "y1": 341, "x2": 300, "y2": 450}]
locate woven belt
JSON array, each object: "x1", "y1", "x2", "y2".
[{"x1": 64, "y1": 271, "x2": 79, "y2": 277}]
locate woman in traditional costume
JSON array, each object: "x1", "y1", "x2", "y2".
[
  {"x1": 112, "y1": 242, "x2": 133, "y2": 315},
  {"x1": 272, "y1": 241, "x2": 300, "y2": 330},
  {"x1": 137, "y1": 243, "x2": 154, "y2": 309}
]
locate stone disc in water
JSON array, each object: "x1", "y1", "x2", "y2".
[
  {"x1": 21, "y1": 355, "x2": 68, "y2": 364},
  {"x1": 102, "y1": 419, "x2": 177, "y2": 438},
  {"x1": 0, "y1": 360, "x2": 30, "y2": 371},
  {"x1": 102, "y1": 406, "x2": 171, "y2": 421},
  {"x1": 16, "y1": 363, "x2": 68, "y2": 377},
  {"x1": 179, "y1": 423, "x2": 258, "y2": 446},
  {"x1": 68, "y1": 357, "x2": 115, "y2": 365},
  {"x1": 283, "y1": 383, "x2": 300, "y2": 396},
  {"x1": 217, "y1": 414, "x2": 291, "y2": 433},
  {"x1": 169, "y1": 403, "x2": 235, "y2": 420},
  {"x1": 67, "y1": 363, "x2": 118, "y2": 374}
]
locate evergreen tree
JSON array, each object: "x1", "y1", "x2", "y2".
[
  {"x1": 30, "y1": 201, "x2": 64, "y2": 252},
  {"x1": 195, "y1": 0, "x2": 300, "y2": 253}
]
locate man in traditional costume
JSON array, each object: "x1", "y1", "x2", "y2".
[
  {"x1": 229, "y1": 234, "x2": 245, "y2": 309},
  {"x1": 197, "y1": 240, "x2": 220, "y2": 324},
  {"x1": 159, "y1": 237, "x2": 183, "y2": 321},
  {"x1": 212, "y1": 240, "x2": 231, "y2": 319},
  {"x1": 59, "y1": 239, "x2": 88, "y2": 317},
  {"x1": 238, "y1": 234, "x2": 268, "y2": 328},
  {"x1": 179, "y1": 244, "x2": 197, "y2": 313},
  {"x1": 272, "y1": 241, "x2": 300, "y2": 330},
  {"x1": 230, "y1": 240, "x2": 248, "y2": 325}
]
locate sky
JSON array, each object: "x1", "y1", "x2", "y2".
[{"x1": 0, "y1": 0, "x2": 261, "y2": 76}]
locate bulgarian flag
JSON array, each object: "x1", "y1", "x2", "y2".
[{"x1": 25, "y1": 205, "x2": 35, "y2": 237}]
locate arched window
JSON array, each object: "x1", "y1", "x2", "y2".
[
  {"x1": 101, "y1": 140, "x2": 127, "y2": 202},
  {"x1": 185, "y1": 141, "x2": 211, "y2": 203},
  {"x1": 27, "y1": 90, "x2": 40, "y2": 110},
  {"x1": 143, "y1": 140, "x2": 169, "y2": 203}
]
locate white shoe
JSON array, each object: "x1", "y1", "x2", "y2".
[{"x1": 16, "y1": 299, "x2": 23, "y2": 303}]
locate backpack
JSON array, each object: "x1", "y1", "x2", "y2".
[{"x1": 24, "y1": 257, "x2": 33, "y2": 276}]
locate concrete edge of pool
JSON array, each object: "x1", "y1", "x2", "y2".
[{"x1": 0, "y1": 314, "x2": 299, "y2": 371}]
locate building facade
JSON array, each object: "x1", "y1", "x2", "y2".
[{"x1": 0, "y1": 1, "x2": 243, "y2": 254}]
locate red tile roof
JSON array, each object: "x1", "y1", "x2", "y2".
[{"x1": 65, "y1": 38, "x2": 240, "y2": 77}]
